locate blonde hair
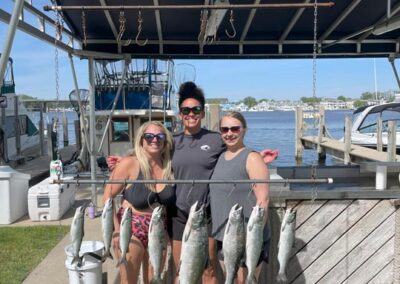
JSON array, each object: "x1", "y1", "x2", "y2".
[{"x1": 132, "y1": 121, "x2": 174, "y2": 190}]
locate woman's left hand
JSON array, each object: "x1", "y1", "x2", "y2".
[{"x1": 260, "y1": 149, "x2": 279, "y2": 164}]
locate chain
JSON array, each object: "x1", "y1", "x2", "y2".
[
  {"x1": 81, "y1": 10, "x2": 87, "y2": 47},
  {"x1": 311, "y1": 0, "x2": 318, "y2": 202}
]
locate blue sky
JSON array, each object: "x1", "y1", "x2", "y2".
[{"x1": 1, "y1": 2, "x2": 400, "y2": 102}]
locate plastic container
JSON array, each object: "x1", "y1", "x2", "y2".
[
  {"x1": 50, "y1": 159, "x2": 63, "y2": 178},
  {"x1": 28, "y1": 176, "x2": 76, "y2": 221},
  {"x1": 0, "y1": 166, "x2": 31, "y2": 224},
  {"x1": 65, "y1": 240, "x2": 104, "y2": 284}
]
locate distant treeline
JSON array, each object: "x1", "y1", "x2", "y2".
[{"x1": 18, "y1": 94, "x2": 74, "y2": 110}]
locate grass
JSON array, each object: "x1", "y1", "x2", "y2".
[{"x1": 0, "y1": 225, "x2": 69, "y2": 284}]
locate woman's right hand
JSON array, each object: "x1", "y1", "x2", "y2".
[{"x1": 107, "y1": 156, "x2": 123, "y2": 171}]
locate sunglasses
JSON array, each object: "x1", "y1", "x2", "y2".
[
  {"x1": 180, "y1": 106, "x2": 203, "y2": 115},
  {"x1": 220, "y1": 126, "x2": 241, "y2": 134},
  {"x1": 143, "y1": 133, "x2": 166, "y2": 142}
]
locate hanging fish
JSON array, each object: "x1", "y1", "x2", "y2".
[
  {"x1": 179, "y1": 202, "x2": 208, "y2": 284},
  {"x1": 117, "y1": 207, "x2": 132, "y2": 267},
  {"x1": 101, "y1": 198, "x2": 114, "y2": 261},
  {"x1": 70, "y1": 206, "x2": 85, "y2": 267},
  {"x1": 276, "y1": 208, "x2": 296, "y2": 284},
  {"x1": 223, "y1": 204, "x2": 245, "y2": 284},
  {"x1": 245, "y1": 205, "x2": 265, "y2": 284},
  {"x1": 148, "y1": 206, "x2": 167, "y2": 284}
]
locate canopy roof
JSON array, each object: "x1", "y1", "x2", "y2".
[{"x1": 48, "y1": 0, "x2": 400, "y2": 59}]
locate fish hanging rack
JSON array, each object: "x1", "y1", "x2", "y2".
[{"x1": 51, "y1": 178, "x2": 333, "y2": 186}]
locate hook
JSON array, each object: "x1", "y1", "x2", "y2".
[
  {"x1": 225, "y1": 10, "x2": 236, "y2": 38},
  {"x1": 136, "y1": 11, "x2": 148, "y2": 46}
]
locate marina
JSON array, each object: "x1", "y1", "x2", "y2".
[{"x1": 1, "y1": 1, "x2": 400, "y2": 284}]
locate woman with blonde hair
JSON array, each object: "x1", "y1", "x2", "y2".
[{"x1": 103, "y1": 121, "x2": 175, "y2": 284}]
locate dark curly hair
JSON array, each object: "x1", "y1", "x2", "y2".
[{"x1": 178, "y1": 81, "x2": 205, "y2": 109}]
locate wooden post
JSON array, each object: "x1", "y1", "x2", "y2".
[
  {"x1": 387, "y1": 120, "x2": 396, "y2": 161},
  {"x1": 377, "y1": 116, "x2": 383, "y2": 152},
  {"x1": 14, "y1": 96, "x2": 20, "y2": 156},
  {"x1": 393, "y1": 199, "x2": 400, "y2": 284},
  {"x1": 62, "y1": 110, "x2": 69, "y2": 147},
  {"x1": 344, "y1": 116, "x2": 352, "y2": 165},
  {"x1": 202, "y1": 104, "x2": 221, "y2": 131},
  {"x1": 74, "y1": 120, "x2": 81, "y2": 150},
  {"x1": 39, "y1": 102, "x2": 45, "y2": 156},
  {"x1": 47, "y1": 123, "x2": 55, "y2": 160},
  {"x1": 295, "y1": 107, "x2": 303, "y2": 161},
  {"x1": 317, "y1": 106, "x2": 326, "y2": 161}
]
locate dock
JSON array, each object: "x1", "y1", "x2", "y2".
[{"x1": 301, "y1": 136, "x2": 400, "y2": 163}]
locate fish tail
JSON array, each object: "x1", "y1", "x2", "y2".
[
  {"x1": 71, "y1": 256, "x2": 82, "y2": 267},
  {"x1": 116, "y1": 256, "x2": 127, "y2": 268},
  {"x1": 149, "y1": 276, "x2": 162, "y2": 284},
  {"x1": 276, "y1": 272, "x2": 288, "y2": 284},
  {"x1": 102, "y1": 250, "x2": 113, "y2": 261},
  {"x1": 246, "y1": 273, "x2": 257, "y2": 284},
  {"x1": 224, "y1": 276, "x2": 234, "y2": 284}
]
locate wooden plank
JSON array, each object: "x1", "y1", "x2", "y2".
[
  {"x1": 288, "y1": 199, "x2": 382, "y2": 282},
  {"x1": 291, "y1": 200, "x2": 327, "y2": 229},
  {"x1": 368, "y1": 260, "x2": 393, "y2": 284},
  {"x1": 270, "y1": 190, "x2": 400, "y2": 200},
  {"x1": 301, "y1": 136, "x2": 400, "y2": 162},
  {"x1": 291, "y1": 199, "x2": 353, "y2": 257},
  {"x1": 300, "y1": 203, "x2": 394, "y2": 283},
  {"x1": 343, "y1": 238, "x2": 394, "y2": 283}
]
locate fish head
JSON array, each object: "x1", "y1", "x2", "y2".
[
  {"x1": 189, "y1": 202, "x2": 206, "y2": 228},
  {"x1": 151, "y1": 205, "x2": 165, "y2": 223},
  {"x1": 285, "y1": 208, "x2": 297, "y2": 224},
  {"x1": 228, "y1": 204, "x2": 244, "y2": 223}
]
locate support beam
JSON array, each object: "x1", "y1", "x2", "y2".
[{"x1": 279, "y1": 0, "x2": 310, "y2": 43}]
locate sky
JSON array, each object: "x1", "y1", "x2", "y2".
[{"x1": 1, "y1": 1, "x2": 400, "y2": 102}]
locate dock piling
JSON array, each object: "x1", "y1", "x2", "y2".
[
  {"x1": 344, "y1": 116, "x2": 352, "y2": 165},
  {"x1": 295, "y1": 107, "x2": 304, "y2": 160}
]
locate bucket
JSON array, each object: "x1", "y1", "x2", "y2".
[{"x1": 65, "y1": 240, "x2": 104, "y2": 284}]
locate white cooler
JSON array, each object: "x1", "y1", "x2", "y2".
[
  {"x1": 28, "y1": 176, "x2": 76, "y2": 221},
  {"x1": 0, "y1": 166, "x2": 31, "y2": 224}
]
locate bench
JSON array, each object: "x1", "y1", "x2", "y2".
[{"x1": 359, "y1": 162, "x2": 400, "y2": 190}]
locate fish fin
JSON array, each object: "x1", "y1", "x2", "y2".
[
  {"x1": 149, "y1": 277, "x2": 162, "y2": 284},
  {"x1": 226, "y1": 222, "x2": 231, "y2": 234},
  {"x1": 246, "y1": 273, "x2": 257, "y2": 284},
  {"x1": 102, "y1": 250, "x2": 113, "y2": 261},
  {"x1": 149, "y1": 221, "x2": 153, "y2": 233},
  {"x1": 281, "y1": 222, "x2": 286, "y2": 232},
  {"x1": 183, "y1": 227, "x2": 191, "y2": 242},
  {"x1": 116, "y1": 256, "x2": 127, "y2": 268},
  {"x1": 276, "y1": 272, "x2": 288, "y2": 283},
  {"x1": 71, "y1": 256, "x2": 82, "y2": 267}
]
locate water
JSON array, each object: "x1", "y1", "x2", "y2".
[
  {"x1": 243, "y1": 110, "x2": 353, "y2": 167},
  {"x1": 33, "y1": 110, "x2": 353, "y2": 167}
]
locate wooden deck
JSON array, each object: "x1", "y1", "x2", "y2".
[
  {"x1": 301, "y1": 136, "x2": 400, "y2": 163},
  {"x1": 262, "y1": 198, "x2": 398, "y2": 283}
]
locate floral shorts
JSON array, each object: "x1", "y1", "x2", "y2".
[{"x1": 117, "y1": 207, "x2": 152, "y2": 249}]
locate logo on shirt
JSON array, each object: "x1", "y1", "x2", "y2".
[{"x1": 200, "y1": 145, "x2": 211, "y2": 151}]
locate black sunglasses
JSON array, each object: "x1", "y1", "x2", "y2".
[
  {"x1": 143, "y1": 133, "x2": 166, "y2": 142},
  {"x1": 180, "y1": 106, "x2": 203, "y2": 115},
  {"x1": 220, "y1": 126, "x2": 241, "y2": 134}
]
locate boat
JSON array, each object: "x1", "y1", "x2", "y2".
[
  {"x1": 349, "y1": 102, "x2": 400, "y2": 151},
  {"x1": 0, "y1": 55, "x2": 41, "y2": 163}
]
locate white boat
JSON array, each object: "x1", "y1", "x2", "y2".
[
  {"x1": 349, "y1": 102, "x2": 400, "y2": 151},
  {"x1": 0, "y1": 56, "x2": 41, "y2": 162}
]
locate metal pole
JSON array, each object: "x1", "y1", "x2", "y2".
[
  {"x1": 389, "y1": 57, "x2": 400, "y2": 89},
  {"x1": 0, "y1": 0, "x2": 24, "y2": 89},
  {"x1": 62, "y1": 110, "x2": 69, "y2": 147},
  {"x1": 44, "y1": 2, "x2": 335, "y2": 12},
  {"x1": 89, "y1": 57, "x2": 97, "y2": 210},
  {"x1": 14, "y1": 96, "x2": 20, "y2": 156}
]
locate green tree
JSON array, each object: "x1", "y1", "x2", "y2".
[
  {"x1": 300, "y1": 97, "x2": 321, "y2": 104},
  {"x1": 337, "y1": 96, "x2": 346, "y2": 101},
  {"x1": 243, "y1": 96, "x2": 258, "y2": 108},
  {"x1": 353, "y1": 100, "x2": 368, "y2": 108}
]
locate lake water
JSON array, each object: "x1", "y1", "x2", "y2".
[
  {"x1": 39, "y1": 110, "x2": 353, "y2": 167},
  {"x1": 243, "y1": 110, "x2": 353, "y2": 167}
]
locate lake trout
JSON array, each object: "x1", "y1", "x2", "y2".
[
  {"x1": 179, "y1": 201, "x2": 208, "y2": 284},
  {"x1": 223, "y1": 204, "x2": 245, "y2": 284},
  {"x1": 276, "y1": 208, "x2": 296, "y2": 284},
  {"x1": 70, "y1": 206, "x2": 85, "y2": 267},
  {"x1": 148, "y1": 206, "x2": 166, "y2": 284},
  {"x1": 245, "y1": 205, "x2": 265, "y2": 284},
  {"x1": 117, "y1": 207, "x2": 132, "y2": 267},
  {"x1": 101, "y1": 198, "x2": 114, "y2": 261}
]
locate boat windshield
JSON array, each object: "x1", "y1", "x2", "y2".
[{"x1": 358, "y1": 108, "x2": 400, "y2": 133}]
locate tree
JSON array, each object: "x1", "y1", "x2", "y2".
[
  {"x1": 300, "y1": 96, "x2": 321, "y2": 104},
  {"x1": 337, "y1": 96, "x2": 346, "y2": 101},
  {"x1": 243, "y1": 96, "x2": 258, "y2": 108},
  {"x1": 353, "y1": 100, "x2": 368, "y2": 109}
]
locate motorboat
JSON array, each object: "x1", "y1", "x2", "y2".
[{"x1": 349, "y1": 102, "x2": 400, "y2": 151}]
